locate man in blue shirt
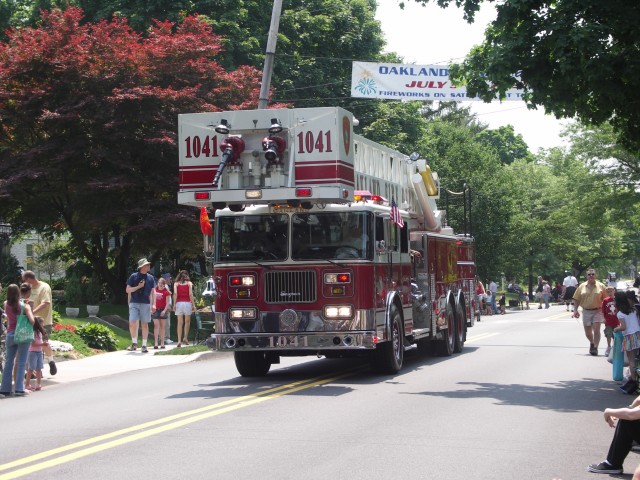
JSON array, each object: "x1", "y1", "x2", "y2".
[{"x1": 125, "y1": 258, "x2": 156, "y2": 353}]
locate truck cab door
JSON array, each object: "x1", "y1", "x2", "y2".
[{"x1": 375, "y1": 215, "x2": 403, "y2": 299}]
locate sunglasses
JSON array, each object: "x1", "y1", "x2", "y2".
[{"x1": 587, "y1": 273, "x2": 595, "y2": 276}]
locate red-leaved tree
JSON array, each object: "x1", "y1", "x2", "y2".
[{"x1": 0, "y1": 7, "x2": 273, "y2": 302}]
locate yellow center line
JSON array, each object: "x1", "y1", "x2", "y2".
[
  {"x1": 0, "y1": 366, "x2": 365, "y2": 478},
  {"x1": 540, "y1": 311, "x2": 575, "y2": 322},
  {"x1": 466, "y1": 332, "x2": 500, "y2": 343}
]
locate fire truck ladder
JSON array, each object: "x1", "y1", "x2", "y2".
[{"x1": 353, "y1": 135, "x2": 441, "y2": 231}]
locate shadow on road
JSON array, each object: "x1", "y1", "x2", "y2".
[
  {"x1": 404, "y1": 377, "x2": 622, "y2": 413},
  {"x1": 169, "y1": 345, "x2": 483, "y2": 401}
]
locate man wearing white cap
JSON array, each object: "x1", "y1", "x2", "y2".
[{"x1": 125, "y1": 258, "x2": 156, "y2": 353}]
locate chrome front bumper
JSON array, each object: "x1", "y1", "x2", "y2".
[{"x1": 211, "y1": 331, "x2": 377, "y2": 351}]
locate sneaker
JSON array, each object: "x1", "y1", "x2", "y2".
[
  {"x1": 589, "y1": 343, "x2": 597, "y2": 356},
  {"x1": 127, "y1": 343, "x2": 138, "y2": 351},
  {"x1": 165, "y1": 339, "x2": 174, "y2": 345},
  {"x1": 587, "y1": 461, "x2": 622, "y2": 474},
  {"x1": 49, "y1": 360, "x2": 57, "y2": 376},
  {"x1": 14, "y1": 391, "x2": 29, "y2": 396},
  {"x1": 141, "y1": 346, "x2": 148, "y2": 353},
  {"x1": 605, "y1": 346, "x2": 611, "y2": 357},
  {"x1": 620, "y1": 379, "x2": 639, "y2": 395}
]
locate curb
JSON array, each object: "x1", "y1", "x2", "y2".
[{"x1": 180, "y1": 350, "x2": 231, "y2": 363}]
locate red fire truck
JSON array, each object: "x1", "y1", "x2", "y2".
[{"x1": 178, "y1": 107, "x2": 477, "y2": 376}]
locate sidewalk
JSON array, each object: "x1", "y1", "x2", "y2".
[{"x1": 39, "y1": 345, "x2": 230, "y2": 387}]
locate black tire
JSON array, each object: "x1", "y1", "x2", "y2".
[
  {"x1": 371, "y1": 305, "x2": 404, "y2": 374},
  {"x1": 454, "y1": 298, "x2": 466, "y2": 353},
  {"x1": 436, "y1": 302, "x2": 455, "y2": 356},
  {"x1": 234, "y1": 351, "x2": 271, "y2": 377}
]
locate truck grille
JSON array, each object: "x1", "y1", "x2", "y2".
[{"x1": 264, "y1": 270, "x2": 316, "y2": 303}]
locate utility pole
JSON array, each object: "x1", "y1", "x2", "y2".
[{"x1": 257, "y1": 0, "x2": 283, "y2": 109}]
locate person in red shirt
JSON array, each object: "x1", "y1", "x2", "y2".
[
  {"x1": 173, "y1": 270, "x2": 195, "y2": 347},
  {"x1": 152, "y1": 277, "x2": 171, "y2": 349},
  {"x1": 602, "y1": 286, "x2": 619, "y2": 357}
]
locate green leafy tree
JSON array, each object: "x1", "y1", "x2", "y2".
[
  {"x1": 30, "y1": 236, "x2": 69, "y2": 283},
  {"x1": 477, "y1": 125, "x2": 533, "y2": 165},
  {"x1": 410, "y1": 0, "x2": 640, "y2": 154},
  {"x1": 0, "y1": 8, "x2": 267, "y2": 302}
]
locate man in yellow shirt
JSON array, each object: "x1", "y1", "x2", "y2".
[
  {"x1": 573, "y1": 268, "x2": 607, "y2": 356},
  {"x1": 22, "y1": 270, "x2": 57, "y2": 375}
]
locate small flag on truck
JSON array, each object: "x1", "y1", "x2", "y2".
[{"x1": 390, "y1": 198, "x2": 404, "y2": 228}]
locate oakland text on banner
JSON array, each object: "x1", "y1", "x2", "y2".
[{"x1": 351, "y1": 61, "x2": 525, "y2": 101}]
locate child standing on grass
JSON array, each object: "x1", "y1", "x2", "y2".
[
  {"x1": 601, "y1": 286, "x2": 619, "y2": 357},
  {"x1": 26, "y1": 316, "x2": 48, "y2": 391}
]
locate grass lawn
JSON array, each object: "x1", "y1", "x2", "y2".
[
  {"x1": 155, "y1": 345, "x2": 209, "y2": 355},
  {"x1": 56, "y1": 304, "x2": 204, "y2": 352},
  {"x1": 57, "y1": 315, "x2": 132, "y2": 350}
]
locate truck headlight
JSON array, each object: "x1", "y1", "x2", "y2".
[
  {"x1": 324, "y1": 305, "x2": 353, "y2": 318},
  {"x1": 230, "y1": 308, "x2": 257, "y2": 320}
]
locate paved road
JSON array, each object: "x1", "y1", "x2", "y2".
[{"x1": 0, "y1": 304, "x2": 635, "y2": 479}]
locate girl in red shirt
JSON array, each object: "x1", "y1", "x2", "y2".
[{"x1": 153, "y1": 277, "x2": 171, "y2": 349}]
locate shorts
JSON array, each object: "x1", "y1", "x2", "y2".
[
  {"x1": 604, "y1": 325, "x2": 615, "y2": 338},
  {"x1": 28, "y1": 351, "x2": 44, "y2": 370},
  {"x1": 174, "y1": 302, "x2": 193, "y2": 316},
  {"x1": 582, "y1": 309, "x2": 604, "y2": 327},
  {"x1": 129, "y1": 303, "x2": 152, "y2": 323},
  {"x1": 563, "y1": 286, "x2": 576, "y2": 301},
  {"x1": 152, "y1": 309, "x2": 168, "y2": 320}
]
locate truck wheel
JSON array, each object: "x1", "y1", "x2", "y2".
[
  {"x1": 436, "y1": 303, "x2": 455, "y2": 356},
  {"x1": 371, "y1": 305, "x2": 404, "y2": 374},
  {"x1": 454, "y1": 299, "x2": 466, "y2": 353},
  {"x1": 234, "y1": 351, "x2": 271, "y2": 377}
]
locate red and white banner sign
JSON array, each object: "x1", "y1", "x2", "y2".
[{"x1": 351, "y1": 61, "x2": 525, "y2": 101}]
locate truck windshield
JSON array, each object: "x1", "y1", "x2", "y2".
[
  {"x1": 216, "y1": 214, "x2": 289, "y2": 262},
  {"x1": 291, "y1": 212, "x2": 373, "y2": 260}
]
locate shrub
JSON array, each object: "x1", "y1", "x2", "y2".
[
  {"x1": 77, "y1": 323, "x2": 117, "y2": 352},
  {"x1": 64, "y1": 272, "x2": 83, "y2": 305},
  {"x1": 49, "y1": 329, "x2": 92, "y2": 356},
  {"x1": 85, "y1": 275, "x2": 103, "y2": 304}
]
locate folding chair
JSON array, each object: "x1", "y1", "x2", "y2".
[{"x1": 195, "y1": 306, "x2": 216, "y2": 345}]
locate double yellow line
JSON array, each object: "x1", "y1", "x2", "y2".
[
  {"x1": 466, "y1": 332, "x2": 500, "y2": 343},
  {"x1": 539, "y1": 311, "x2": 575, "y2": 322},
  {"x1": 0, "y1": 366, "x2": 364, "y2": 479}
]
